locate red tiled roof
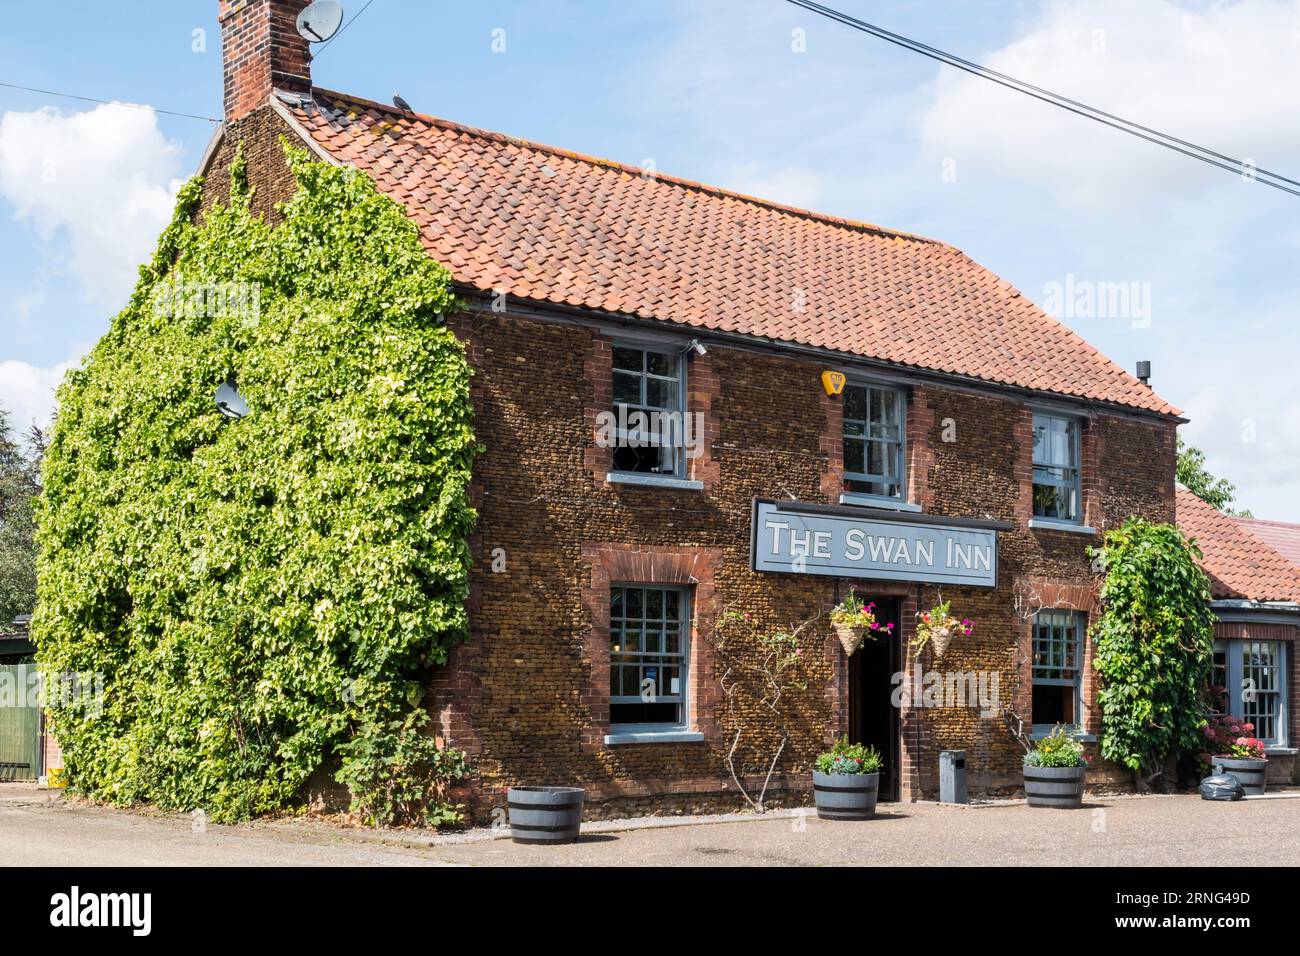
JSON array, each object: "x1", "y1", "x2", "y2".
[
  {"x1": 278, "y1": 89, "x2": 1179, "y2": 417},
  {"x1": 1175, "y1": 487, "x2": 1300, "y2": 602},
  {"x1": 1235, "y1": 517, "x2": 1300, "y2": 571}
]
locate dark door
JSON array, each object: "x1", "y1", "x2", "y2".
[{"x1": 849, "y1": 597, "x2": 901, "y2": 801}]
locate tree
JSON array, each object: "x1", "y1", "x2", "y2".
[
  {"x1": 1090, "y1": 518, "x2": 1216, "y2": 789},
  {"x1": 0, "y1": 407, "x2": 42, "y2": 626},
  {"x1": 1176, "y1": 435, "x2": 1252, "y2": 517}
]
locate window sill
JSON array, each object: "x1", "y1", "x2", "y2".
[
  {"x1": 604, "y1": 730, "x2": 705, "y2": 746},
  {"x1": 1028, "y1": 517, "x2": 1096, "y2": 535},
  {"x1": 1264, "y1": 747, "x2": 1297, "y2": 757},
  {"x1": 839, "y1": 493, "x2": 922, "y2": 512},
  {"x1": 606, "y1": 472, "x2": 704, "y2": 491}
]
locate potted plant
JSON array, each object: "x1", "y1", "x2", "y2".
[
  {"x1": 812, "y1": 737, "x2": 883, "y2": 820},
  {"x1": 1023, "y1": 725, "x2": 1088, "y2": 808},
  {"x1": 1201, "y1": 714, "x2": 1268, "y2": 795},
  {"x1": 829, "y1": 589, "x2": 893, "y2": 655},
  {"x1": 910, "y1": 599, "x2": 974, "y2": 659}
]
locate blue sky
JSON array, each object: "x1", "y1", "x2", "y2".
[{"x1": 2, "y1": 0, "x2": 1298, "y2": 517}]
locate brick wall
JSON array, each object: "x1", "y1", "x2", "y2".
[{"x1": 434, "y1": 308, "x2": 1176, "y2": 816}]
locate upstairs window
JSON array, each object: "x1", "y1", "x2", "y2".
[
  {"x1": 611, "y1": 346, "x2": 685, "y2": 478},
  {"x1": 1032, "y1": 413, "x2": 1080, "y2": 522},
  {"x1": 1032, "y1": 610, "x2": 1084, "y2": 733},
  {"x1": 843, "y1": 383, "x2": 904, "y2": 499},
  {"x1": 609, "y1": 586, "x2": 689, "y2": 729}
]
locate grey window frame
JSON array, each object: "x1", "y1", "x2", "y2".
[
  {"x1": 609, "y1": 584, "x2": 691, "y2": 733},
  {"x1": 610, "y1": 344, "x2": 688, "y2": 479},
  {"x1": 1031, "y1": 609, "x2": 1086, "y2": 735},
  {"x1": 842, "y1": 381, "x2": 907, "y2": 502},
  {"x1": 1217, "y1": 638, "x2": 1288, "y2": 746},
  {"x1": 1032, "y1": 412, "x2": 1082, "y2": 523}
]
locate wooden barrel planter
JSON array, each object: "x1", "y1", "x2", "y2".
[
  {"x1": 1023, "y1": 765, "x2": 1086, "y2": 808},
  {"x1": 1213, "y1": 757, "x2": 1267, "y2": 796},
  {"x1": 812, "y1": 771, "x2": 879, "y2": 820},
  {"x1": 507, "y1": 786, "x2": 585, "y2": 844}
]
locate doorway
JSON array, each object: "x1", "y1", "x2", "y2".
[{"x1": 848, "y1": 596, "x2": 902, "y2": 801}]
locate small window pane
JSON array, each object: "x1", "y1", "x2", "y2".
[
  {"x1": 646, "y1": 377, "x2": 677, "y2": 410},
  {"x1": 843, "y1": 440, "x2": 865, "y2": 474},
  {"x1": 646, "y1": 352, "x2": 677, "y2": 377},
  {"x1": 613, "y1": 347, "x2": 643, "y2": 371},
  {"x1": 844, "y1": 385, "x2": 866, "y2": 421},
  {"x1": 613, "y1": 372, "x2": 641, "y2": 405}
]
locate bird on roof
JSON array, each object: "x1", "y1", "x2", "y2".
[{"x1": 393, "y1": 94, "x2": 413, "y2": 112}]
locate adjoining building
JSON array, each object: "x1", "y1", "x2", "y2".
[
  {"x1": 181, "y1": 1, "x2": 1188, "y2": 813},
  {"x1": 0, "y1": 615, "x2": 56, "y2": 782},
  {"x1": 1176, "y1": 489, "x2": 1299, "y2": 785}
]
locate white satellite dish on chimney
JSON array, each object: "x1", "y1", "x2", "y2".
[{"x1": 296, "y1": 1, "x2": 344, "y2": 43}]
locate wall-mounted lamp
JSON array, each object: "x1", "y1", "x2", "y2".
[
  {"x1": 215, "y1": 377, "x2": 250, "y2": 420},
  {"x1": 683, "y1": 339, "x2": 707, "y2": 357}
]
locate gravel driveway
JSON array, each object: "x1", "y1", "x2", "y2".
[{"x1": 2, "y1": 785, "x2": 1296, "y2": 866}]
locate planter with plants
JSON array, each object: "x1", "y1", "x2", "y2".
[
  {"x1": 910, "y1": 599, "x2": 974, "y2": 659},
  {"x1": 1201, "y1": 715, "x2": 1268, "y2": 795},
  {"x1": 829, "y1": 590, "x2": 893, "y2": 656},
  {"x1": 812, "y1": 738, "x2": 883, "y2": 820},
  {"x1": 1023, "y1": 725, "x2": 1089, "y2": 808}
]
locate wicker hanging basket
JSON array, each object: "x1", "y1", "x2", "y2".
[
  {"x1": 834, "y1": 622, "x2": 868, "y2": 656},
  {"x1": 928, "y1": 626, "x2": 954, "y2": 659}
]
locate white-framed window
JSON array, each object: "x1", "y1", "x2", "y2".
[
  {"x1": 1032, "y1": 609, "x2": 1085, "y2": 733},
  {"x1": 1032, "y1": 413, "x2": 1081, "y2": 522},
  {"x1": 1215, "y1": 639, "x2": 1288, "y2": 746},
  {"x1": 609, "y1": 585, "x2": 689, "y2": 730},
  {"x1": 611, "y1": 345, "x2": 686, "y2": 478},
  {"x1": 843, "y1": 382, "x2": 905, "y2": 500}
]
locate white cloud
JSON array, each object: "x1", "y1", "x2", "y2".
[
  {"x1": 919, "y1": 0, "x2": 1300, "y2": 210},
  {"x1": 0, "y1": 102, "x2": 183, "y2": 305},
  {"x1": 0, "y1": 356, "x2": 79, "y2": 432}
]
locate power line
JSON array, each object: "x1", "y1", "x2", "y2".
[
  {"x1": 784, "y1": 0, "x2": 1300, "y2": 199},
  {"x1": 312, "y1": 0, "x2": 378, "y2": 58},
  {"x1": 0, "y1": 80, "x2": 219, "y2": 123}
]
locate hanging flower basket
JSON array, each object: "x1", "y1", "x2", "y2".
[
  {"x1": 829, "y1": 589, "x2": 893, "y2": 656},
  {"x1": 911, "y1": 599, "x2": 974, "y2": 659},
  {"x1": 833, "y1": 622, "x2": 868, "y2": 656}
]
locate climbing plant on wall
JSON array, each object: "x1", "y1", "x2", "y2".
[
  {"x1": 33, "y1": 142, "x2": 477, "y2": 823},
  {"x1": 1089, "y1": 518, "x2": 1215, "y2": 786}
]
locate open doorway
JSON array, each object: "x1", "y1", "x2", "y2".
[{"x1": 848, "y1": 596, "x2": 902, "y2": 801}]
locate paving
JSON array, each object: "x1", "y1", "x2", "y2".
[{"x1": 1, "y1": 784, "x2": 1296, "y2": 866}]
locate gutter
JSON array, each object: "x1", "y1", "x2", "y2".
[{"x1": 1209, "y1": 599, "x2": 1300, "y2": 626}]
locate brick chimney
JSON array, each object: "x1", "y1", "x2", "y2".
[{"x1": 219, "y1": 0, "x2": 312, "y2": 123}]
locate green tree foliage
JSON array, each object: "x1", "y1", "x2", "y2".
[
  {"x1": 1176, "y1": 435, "x2": 1251, "y2": 517},
  {"x1": 33, "y1": 144, "x2": 477, "y2": 822},
  {"x1": 1090, "y1": 518, "x2": 1215, "y2": 780},
  {"x1": 0, "y1": 409, "x2": 43, "y2": 625}
]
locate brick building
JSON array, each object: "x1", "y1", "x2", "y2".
[
  {"x1": 205, "y1": 1, "x2": 1183, "y2": 813},
  {"x1": 1176, "y1": 490, "x2": 1299, "y2": 785}
]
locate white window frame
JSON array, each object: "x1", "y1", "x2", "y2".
[
  {"x1": 1031, "y1": 412, "x2": 1082, "y2": 524},
  {"x1": 841, "y1": 381, "x2": 907, "y2": 505},
  {"x1": 1031, "y1": 609, "x2": 1086, "y2": 736},
  {"x1": 609, "y1": 344, "x2": 688, "y2": 480},
  {"x1": 608, "y1": 584, "x2": 691, "y2": 734},
  {"x1": 1216, "y1": 638, "x2": 1288, "y2": 747}
]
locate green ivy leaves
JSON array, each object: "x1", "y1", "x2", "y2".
[
  {"x1": 33, "y1": 142, "x2": 477, "y2": 822},
  {"x1": 1091, "y1": 519, "x2": 1215, "y2": 774}
]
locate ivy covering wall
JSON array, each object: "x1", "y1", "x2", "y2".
[{"x1": 33, "y1": 144, "x2": 477, "y2": 822}]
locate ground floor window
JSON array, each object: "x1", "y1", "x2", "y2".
[
  {"x1": 1031, "y1": 609, "x2": 1084, "y2": 733},
  {"x1": 1214, "y1": 639, "x2": 1287, "y2": 746},
  {"x1": 609, "y1": 585, "x2": 689, "y2": 729}
]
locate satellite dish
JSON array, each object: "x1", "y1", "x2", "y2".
[
  {"x1": 296, "y1": 1, "x2": 344, "y2": 44},
  {"x1": 215, "y1": 378, "x2": 250, "y2": 420}
]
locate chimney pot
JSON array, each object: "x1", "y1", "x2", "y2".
[{"x1": 1136, "y1": 360, "x2": 1151, "y2": 386}]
